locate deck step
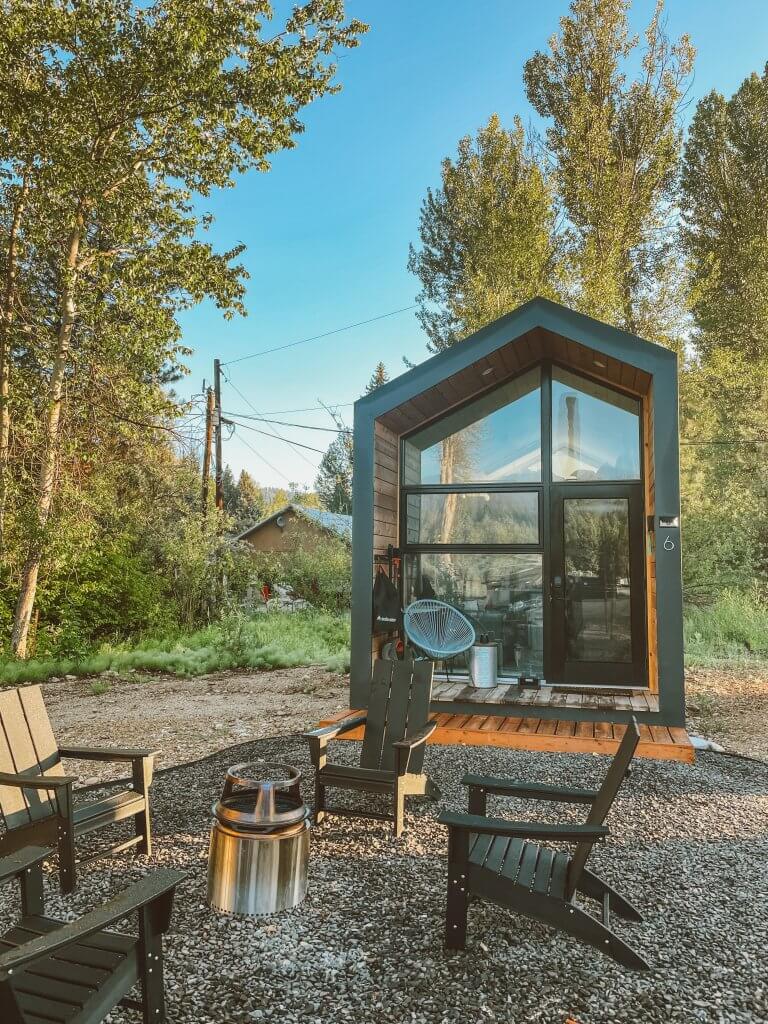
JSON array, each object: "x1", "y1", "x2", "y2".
[{"x1": 318, "y1": 710, "x2": 695, "y2": 763}]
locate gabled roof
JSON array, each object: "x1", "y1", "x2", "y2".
[
  {"x1": 355, "y1": 297, "x2": 676, "y2": 435},
  {"x1": 236, "y1": 503, "x2": 352, "y2": 544}
]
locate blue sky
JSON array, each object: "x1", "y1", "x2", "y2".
[{"x1": 176, "y1": 0, "x2": 768, "y2": 488}]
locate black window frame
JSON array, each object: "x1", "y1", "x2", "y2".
[{"x1": 399, "y1": 360, "x2": 645, "y2": 683}]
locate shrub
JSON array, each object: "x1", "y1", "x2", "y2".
[
  {"x1": 247, "y1": 529, "x2": 351, "y2": 612},
  {"x1": 684, "y1": 589, "x2": 768, "y2": 665}
]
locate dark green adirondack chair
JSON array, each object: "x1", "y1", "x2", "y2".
[
  {"x1": 304, "y1": 656, "x2": 439, "y2": 837},
  {"x1": 0, "y1": 846, "x2": 184, "y2": 1023},
  {"x1": 0, "y1": 685, "x2": 158, "y2": 893},
  {"x1": 439, "y1": 719, "x2": 650, "y2": 969}
]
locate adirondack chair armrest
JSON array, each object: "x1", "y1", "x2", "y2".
[
  {"x1": 438, "y1": 810, "x2": 609, "y2": 843},
  {"x1": 58, "y1": 745, "x2": 159, "y2": 763},
  {"x1": 0, "y1": 868, "x2": 186, "y2": 974},
  {"x1": 392, "y1": 721, "x2": 437, "y2": 750},
  {"x1": 0, "y1": 846, "x2": 50, "y2": 887},
  {"x1": 461, "y1": 773, "x2": 599, "y2": 804},
  {"x1": 303, "y1": 714, "x2": 368, "y2": 747},
  {"x1": 0, "y1": 771, "x2": 77, "y2": 789},
  {"x1": 392, "y1": 721, "x2": 437, "y2": 775}
]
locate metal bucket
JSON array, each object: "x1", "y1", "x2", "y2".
[
  {"x1": 207, "y1": 816, "x2": 310, "y2": 917},
  {"x1": 469, "y1": 642, "x2": 498, "y2": 688}
]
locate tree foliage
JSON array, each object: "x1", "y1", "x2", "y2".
[
  {"x1": 314, "y1": 433, "x2": 353, "y2": 515},
  {"x1": 0, "y1": 0, "x2": 364, "y2": 656},
  {"x1": 523, "y1": 0, "x2": 693, "y2": 339},
  {"x1": 408, "y1": 113, "x2": 562, "y2": 353}
]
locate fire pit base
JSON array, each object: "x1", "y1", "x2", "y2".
[{"x1": 207, "y1": 817, "x2": 310, "y2": 917}]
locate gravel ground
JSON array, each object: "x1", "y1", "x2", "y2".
[{"x1": 4, "y1": 737, "x2": 766, "y2": 1024}]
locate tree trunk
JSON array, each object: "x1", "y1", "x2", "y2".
[
  {"x1": 0, "y1": 175, "x2": 29, "y2": 553},
  {"x1": 11, "y1": 218, "x2": 82, "y2": 657}
]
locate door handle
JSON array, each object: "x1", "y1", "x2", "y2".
[{"x1": 550, "y1": 575, "x2": 564, "y2": 601}]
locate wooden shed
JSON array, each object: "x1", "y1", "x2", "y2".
[{"x1": 343, "y1": 298, "x2": 692, "y2": 762}]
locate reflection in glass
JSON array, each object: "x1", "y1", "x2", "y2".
[
  {"x1": 563, "y1": 498, "x2": 632, "y2": 663},
  {"x1": 405, "y1": 492, "x2": 539, "y2": 546},
  {"x1": 402, "y1": 368, "x2": 541, "y2": 485},
  {"x1": 404, "y1": 552, "x2": 543, "y2": 677},
  {"x1": 552, "y1": 368, "x2": 640, "y2": 481}
]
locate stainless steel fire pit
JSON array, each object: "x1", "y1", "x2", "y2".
[{"x1": 207, "y1": 761, "x2": 310, "y2": 917}]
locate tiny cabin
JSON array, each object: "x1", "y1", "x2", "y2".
[{"x1": 346, "y1": 299, "x2": 691, "y2": 760}]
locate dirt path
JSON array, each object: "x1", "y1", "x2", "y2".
[{"x1": 43, "y1": 667, "x2": 349, "y2": 784}]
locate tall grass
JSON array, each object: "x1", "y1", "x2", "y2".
[
  {"x1": 684, "y1": 590, "x2": 768, "y2": 667},
  {"x1": 0, "y1": 610, "x2": 350, "y2": 687}
]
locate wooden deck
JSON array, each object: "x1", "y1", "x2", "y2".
[
  {"x1": 431, "y1": 680, "x2": 659, "y2": 713},
  {"x1": 319, "y1": 709, "x2": 695, "y2": 763}
]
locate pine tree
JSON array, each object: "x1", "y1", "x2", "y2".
[
  {"x1": 408, "y1": 114, "x2": 561, "y2": 353},
  {"x1": 221, "y1": 467, "x2": 238, "y2": 515},
  {"x1": 524, "y1": 0, "x2": 694, "y2": 339},
  {"x1": 235, "y1": 470, "x2": 264, "y2": 526},
  {"x1": 314, "y1": 434, "x2": 353, "y2": 515},
  {"x1": 365, "y1": 363, "x2": 389, "y2": 394}
]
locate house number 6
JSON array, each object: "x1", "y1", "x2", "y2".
[{"x1": 663, "y1": 536, "x2": 675, "y2": 551}]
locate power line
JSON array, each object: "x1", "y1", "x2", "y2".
[
  {"x1": 223, "y1": 373, "x2": 317, "y2": 469},
  {"x1": 222, "y1": 411, "x2": 350, "y2": 433},
  {"x1": 232, "y1": 429, "x2": 293, "y2": 484},
  {"x1": 242, "y1": 401, "x2": 355, "y2": 415},
  {"x1": 220, "y1": 304, "x2": 416, "y2": 366},
  {"x1": 228, "y1": 418, "x2": 326, "y2": 454}
]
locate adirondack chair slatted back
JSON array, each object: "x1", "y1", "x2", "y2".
[
  {"x1": 565, "y1": 718, "x2": 640, "y2": 899},
  {"x1": 360, "y1": 657, "x2": 434, "y2": 773},
  {"x1": 0, "y1": 686, "x2": 63, "y2": 832}
]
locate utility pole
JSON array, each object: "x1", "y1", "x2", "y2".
[
  {"x1": 201, "y1": 385, "x2": 215, "y2": 516},
  {"x1": 214, "y1": 358, "x2": 224, "y2": 510}
]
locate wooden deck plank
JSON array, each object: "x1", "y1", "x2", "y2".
[
  {"x1": 317, "y1": 710, "x2": 694, "y2": 763},
  {"x1": 430, "y1": 681, "x2": 660, "y2": 714}
]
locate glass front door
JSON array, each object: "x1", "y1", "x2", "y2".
[{"x1": 549, "y1": 485, "x2": 646, "y2": 685}]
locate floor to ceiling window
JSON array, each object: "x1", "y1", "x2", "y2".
[
  {"x1": 401, "y1": 367, "x2": 544, "y2": 678},
  {"x1": 400, "y1": 362, "x2": 645, "y2": 685}
]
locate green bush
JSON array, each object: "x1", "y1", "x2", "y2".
[{"x1": 684, "y1": 589, "x2": 768, "y2": 665}]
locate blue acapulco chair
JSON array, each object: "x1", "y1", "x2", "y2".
[{"x1": 403, "y1": 600, "x2": 476, "y2": 667}]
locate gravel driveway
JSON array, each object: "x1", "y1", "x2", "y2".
[{"x1": 6, "y1": 737, "x2": 766, "y2": 1024}]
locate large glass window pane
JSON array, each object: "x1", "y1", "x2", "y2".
[
  {"x1": 405, "y1": 492, "x2": 539, "y2": 545},
  {"x1": 404, "y1": 552, "x2": 543, "y2": 677},
  {"x1": 402, "y1": 368, "x2": 541, "y2": 485},
  {"x1": 564, "y1": 497, "x2": 632, "y2": 662},
  {"x1": 552, "y1": 368, "x2": 640, "y2": 481}
]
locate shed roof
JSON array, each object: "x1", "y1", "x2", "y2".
[
  {"x1": 355, "y1": 297, "x2": 676, "y2": 436},
  {"x1": 236, "y1": 504, "x2": 352, "y2": 544}
]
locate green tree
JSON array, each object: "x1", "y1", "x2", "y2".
[
  {"x1": 366, "y1": 362, "x2": 389, "y2": 393},
  {"x1": 236, "y1": 469, "x2": 264, "y2": 526},
  {"x1": 315, "y1": 434, "x2": 353, "y2": 515},
  {"x1": 1, "y1": 0, "x2": 364, "y2": 655},
  {"x1": 221, "y1": 466, "x2": 239, "y2": 516},
  {"x1": 524, "y1": 0, "x2": 694, "y2": 338},
  {"x1": 408, "y1": 113, "x2": 561, "y2": 353},
  {"x1": 680, "y1": 66, "x2": 768, "y2": 361},
  {"x1": 679, "y1": 66, "x2": 768, "y2": 600},
  {"x1": 264, "y1": 488, "x2": 291, "y2": 516}
]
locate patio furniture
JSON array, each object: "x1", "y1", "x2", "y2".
[
  {"x1": 403, "y1": 599, "x2": 475, "y2": 661},
  {"x1": 304, "y1": 655, "x2": 439, "y2": 837},
  {"x1": 0, "y1": 684, "x2": 158, "y2": 893},
  {"x1": 0, "y1": 845, "x2": 184, "y2": 1023},
  {"x1": 439, "y1": 718, "x2": 650, "y2": 969}
]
